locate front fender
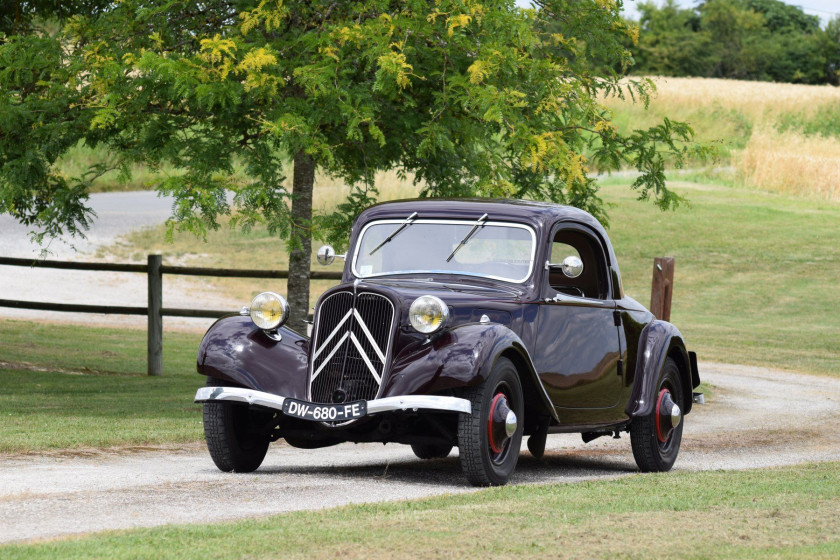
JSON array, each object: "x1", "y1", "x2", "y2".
[
  {"x1": 625, "y1": 320, "x2": 695, "y2": 418},
  {"x1": 197, "y1": 314, "x2": 310, "y2": 399},
  {"x1": 382, "y1": 323, "x2": 558, "y2": 422}
]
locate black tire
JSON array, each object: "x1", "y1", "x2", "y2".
[
  {"x1": 411, "y1": 443, "x2": 453, "y2": 460},
  {"x1": 630, "y1": 357, "x2": 684, "y2": 472},
  {"x1": 457, "y1": 358, "x2": 524, "y2": 486},
  {"x1": 202, "y1": 378, "x2": 272, "y2": 473}
]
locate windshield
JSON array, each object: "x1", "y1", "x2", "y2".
[{"x1": 352, "y1": 219, "x2": 536, "y2": 283}]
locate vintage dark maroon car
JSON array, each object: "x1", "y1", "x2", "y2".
[{"x1": 195, "y1": 199, "x2": 702, "y2": 486}]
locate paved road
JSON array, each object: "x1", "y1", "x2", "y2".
[
  {"x1": 2, "y1": 362, "x2": 839, "y2": 543},
  {"x1": 0, "y1": 191, "x2": 179, "y2": 260},
  {"x1": 0, "y1": 191, "x2": 234, "y2": 328}
]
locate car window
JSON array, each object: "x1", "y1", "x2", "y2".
[
  {"x1": 550, "y1": 242, "x2": 581, "y2": 263},
  {"x1": 547, "y1": 228, "x2": 609, "y2": 300},
  {"x1": 353, "y1": 219, "x2": 536, "y2": 283}
]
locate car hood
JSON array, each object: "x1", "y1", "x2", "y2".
[
  {"x1": 343, "y1": 277, "x2": 525, "y2": 332},
  {"x1": 359, "y1": 277, "x2": 524, "y2": 304}
]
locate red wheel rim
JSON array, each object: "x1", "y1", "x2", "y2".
[
  {"x1": 655, "y1": 388, "x2": 670, "y2": 443},
  {"x1": 487, "y1": 394, "x2": 505, "y2": 454}
]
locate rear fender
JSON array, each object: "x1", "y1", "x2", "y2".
[
  {"x1": 626, "y1": 320, "x2": 696, "y2": 418},
  {"x1": 197, "y1": 315, "x2": 310, "y2": 399},
  {"x1": 382, "y1": 323, "x2": 558, "y2": 423}
]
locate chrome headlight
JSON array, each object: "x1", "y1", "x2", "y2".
[
  {"x1": 249, "y1": 292, "x2": 290, "y2": 331},
  {"x1": 409, "y1": 295, "x2": 449, "y2": 334}
]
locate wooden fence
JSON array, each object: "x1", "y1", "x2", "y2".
[
  {"x1": 1, "y1": 254, "x2": 675, "y2": 376},
  {"x1": 0, "y1": 255, "x2": 342, "y2": 376}
]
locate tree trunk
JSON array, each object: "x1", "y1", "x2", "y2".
[{"x1": 287, "y1": 150, "x2": 315, "y2": 335}]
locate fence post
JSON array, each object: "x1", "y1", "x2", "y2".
[
  {"x1": 650, "y1": 257, "x2": 675, "y2": 321},
  {"x1": 148, "y1": 254, "x2": 163, "y2": 376}
]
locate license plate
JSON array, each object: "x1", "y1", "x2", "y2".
[{"x1": 282, "y1": 398, "x2": 367, "y2": 422}]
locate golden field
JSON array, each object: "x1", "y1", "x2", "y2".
[
  {"x1": 737, "y1": 128, "x2": 840, "y2": 200},
  {"x1": 604, "y1": 76, "x2": 840, "y2": 201},
  {"x1": 624, "y1": 76, "x2": 840, "y2": 122}
]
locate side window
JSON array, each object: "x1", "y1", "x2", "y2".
[
  {"x1": 547, "y1": 228, "x2": 609, "y2": 300},
  {"x1": 550, "y1": 242, "x2": 581, "y2": 264}
]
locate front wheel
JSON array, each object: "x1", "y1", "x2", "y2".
[
  {"x1": 202, "y1": 378, "x2": 273, "y2": 473},
  {"x1": 457, "y1": 358, "x2": 524, "y2": 486},
  {"x1": 630, "y1": 357, "x2": 684, "y2": 472}
]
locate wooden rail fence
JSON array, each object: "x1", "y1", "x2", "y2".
[
  {"x1": 1, "y1": 255, "x2": 675, "y2": 376},
  {"x1": 0, "y1": 255, "x2": 342, "y2": 376}
]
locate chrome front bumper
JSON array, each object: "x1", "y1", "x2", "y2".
[{"x1": 194, "y1": 386, "x2": 472, "y2": 416}]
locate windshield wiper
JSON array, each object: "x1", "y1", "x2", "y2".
[
  {"x1": 369, "y1": 211, "x2": 418, "y2": 256},
  {"x1": 446, "y1": 213, "x2": 488, "y2": 262}
]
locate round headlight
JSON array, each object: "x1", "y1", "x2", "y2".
[
  {"x1": 409, "y1": 295, "x2": 449, "y2": 334},
  {"x1": 249, "y1": 292, "x2": 290, "y2": 331}
]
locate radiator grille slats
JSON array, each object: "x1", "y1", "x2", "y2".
[{"x1": 310, "y1": 291, "x2": 394, "y2": 403}]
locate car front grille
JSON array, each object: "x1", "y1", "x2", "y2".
[{"x1": 309, "y1": 290, "x2": 395, "y2": 403}]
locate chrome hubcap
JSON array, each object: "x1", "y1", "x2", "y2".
[
  {"x1": 656, "y1": 389, "x2": 681, "y2": 443},
  {"x1": 671, "y1": 403, "x2": 682, "y2": 429},
  {"x1": 505, "y1": 409, "x2": 518, "y2": 438}
]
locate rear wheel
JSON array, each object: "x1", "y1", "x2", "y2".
[
  {"x1": 202, "y1": 378, "x2": 272, "y2": 473},
  {"x1": 630, "y1": 357, "x2": 684, "y2": 472},
  {"x1": 457, "y1": 358, "x2": 524, "y2": 486},
  {"x1": 411, "y1": 443, "x2": 453, "y2": 460}
]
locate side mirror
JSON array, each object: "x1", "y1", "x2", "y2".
[
  {"x1": 317, "y1": 245, "x2": 346, "y2": 266},
  {"x1": 561, "y1": 255, "x2": 583, "y2": 278},
  {"x1": 317, "y1": 245, "x2": 336, "y2": 266}
]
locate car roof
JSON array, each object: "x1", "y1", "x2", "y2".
[
  {"x1": 350, "y1": 198, "x2": 624, "y2": 299},
  {"x1": 357, "y1": 198, "x2": 605, "y2": 234}
]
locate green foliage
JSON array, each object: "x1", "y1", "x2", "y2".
[
  {"x1": 777, "y1": 104, "x2": 840, "y2": 138},
  {"x1": 1, "y1": 0, "x2": 708, "y2": 256},
  {"x1": 632, "y1": 0, "x2": 840, "y2": 85},
  {"x1": 0, "y1": 0, "x2": 113, "y2": 35}
]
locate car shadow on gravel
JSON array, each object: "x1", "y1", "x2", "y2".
[{"x1": 256, "y1": 451, "x2": 636, "y2": 487}]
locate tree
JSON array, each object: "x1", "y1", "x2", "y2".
[
  {"x1": 743, "y1": 0, "x2": 820, "y2": 33},
  {"x1": 0, "y1": 0, "x2": 113, "y2": 35},
  {"x1": 1, "y1": 0, "x2": 709, "y2": 333},
  {"x1": 633, "y1": 1, "x2": 715, "y2": 77},
  {"x1": 630, "y1": 0, "x2": 836, "y2": 84},
  {"x1": 821, "y1": 17, "x2": 840, "y2": 85}
]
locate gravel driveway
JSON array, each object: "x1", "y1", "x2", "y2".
[{"x1": 2, "y1": 361, "x2": 839, "y2": 544}]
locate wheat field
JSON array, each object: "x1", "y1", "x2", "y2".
[
  {"x1": 736, "y1": 128, "x2": 840, "y2": 200},
  {"x1": 628, "y1": 76, "x2": 840, "y2": 122},
  {"x1": 605, "y1": 76, "x2": 840, "y2": 201}
]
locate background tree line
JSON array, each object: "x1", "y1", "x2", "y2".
[{"x1": 629, "y1": 0, "x2": 840, "y2": 85}]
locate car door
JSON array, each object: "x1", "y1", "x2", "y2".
[{"x1": 532, "y1": 223, "x2": 624, "y2": 417}]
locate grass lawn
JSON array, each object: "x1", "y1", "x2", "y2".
[
  {"x1": 601, "y1": 179, "x2": 840, "y2": 376},
  {"x1": 2, "y1": 461, "x2": 838, "y2": 559},
  {"x1": 0, "y1": 321, "x2": 204, "y2": 453}
]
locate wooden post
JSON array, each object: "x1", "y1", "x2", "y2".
[
  {"x1": 148, "y1": 254, "x2": 163, "y2": 376},
  {"x1": 650, "y1": 257, "x2": 675, "y2": 322}
]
